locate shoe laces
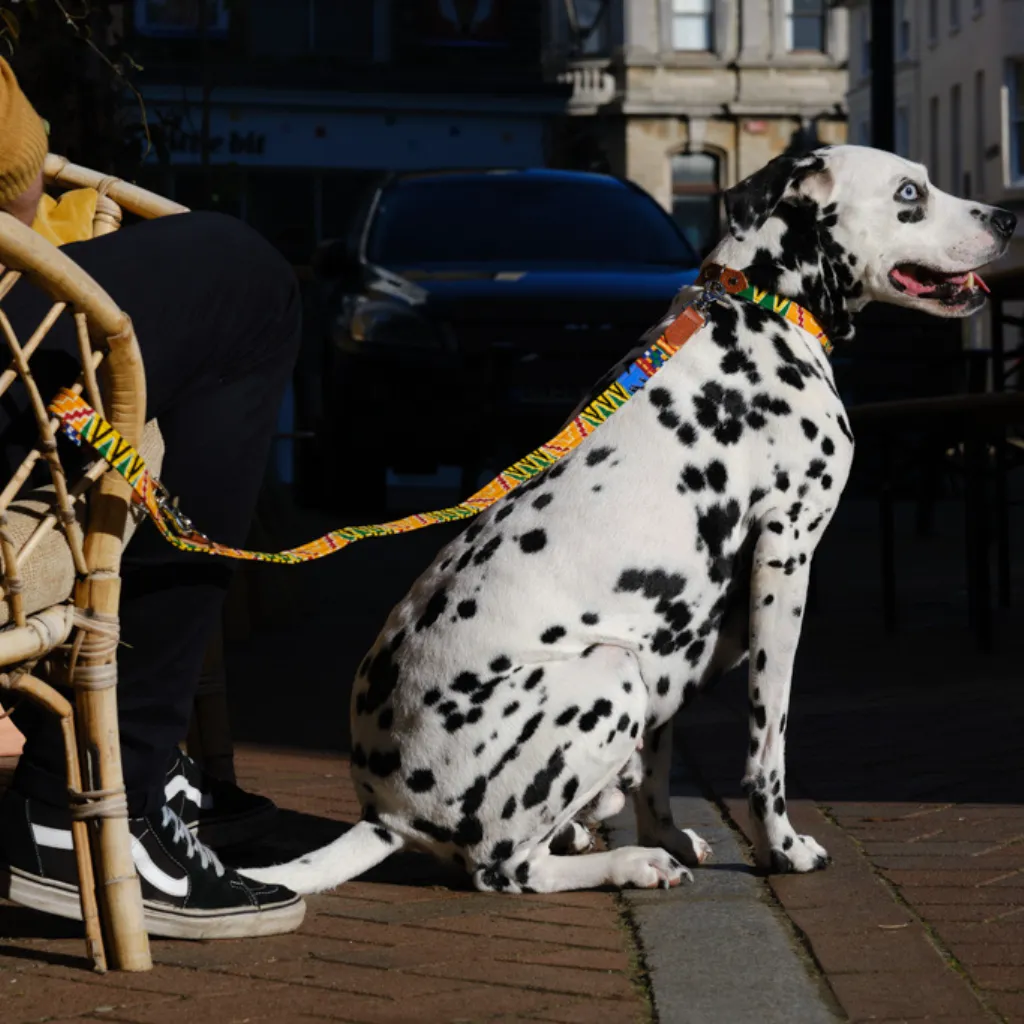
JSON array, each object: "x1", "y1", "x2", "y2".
[{"x1": 160, "y1": 805, "x2": 225, "y2": 878}]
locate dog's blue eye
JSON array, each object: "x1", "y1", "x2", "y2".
[{"x1": 898, "y1": 182, "x2": 920, "y2": 202}]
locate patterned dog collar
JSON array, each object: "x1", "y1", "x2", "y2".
[{"x1": 697, "y1": 264, "x2": 833, "y2": 357}]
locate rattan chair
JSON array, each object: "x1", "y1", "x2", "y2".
[{"x1": 0, "y1": 157, "x2": 190, "y2": 972}]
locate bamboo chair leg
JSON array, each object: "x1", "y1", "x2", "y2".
[
  {"x1": 71, "y1": 600, "x2": 151, "y2": 972},
  {"x1": 5, "y1": 673, "x2": 106, "y2": 972}
]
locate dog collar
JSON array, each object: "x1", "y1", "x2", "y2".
[{"x1": 697, "y1": 264, "x2": 833, "y2": 357}]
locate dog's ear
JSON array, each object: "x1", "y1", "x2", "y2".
[{"x1": 723, "y1": 151, "x2": 833, "y2": 239}]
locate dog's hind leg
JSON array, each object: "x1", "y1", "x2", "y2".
[
  {"x1": 743, "y1": 515, "x2": 829, "y2": 874},
  {"x1": 242, "y1": 819, "x2": 404, "y2": 894},
  {"x1": 475, "y1": 844, "x2": 691, "y2": 893},
  {"x1": 634, "y1": 719, "x2": 713, "y2": 867}
]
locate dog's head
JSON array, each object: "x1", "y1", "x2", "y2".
[{"x1": 710, "y1": 145, "x2": 1017, "y2": 345}]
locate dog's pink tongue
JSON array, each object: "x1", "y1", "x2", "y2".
[{"x1": 891, "y1": 267, "x2": 932, "y2": 296}]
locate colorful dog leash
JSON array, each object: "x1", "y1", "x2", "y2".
[{"x1": 48, "y1": 267, "x2": 829, "y2": 565}]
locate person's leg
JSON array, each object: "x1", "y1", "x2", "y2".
[{"x1": 6, "y1": 211, "x2": 300, "y2": 816}]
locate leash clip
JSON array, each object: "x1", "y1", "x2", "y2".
[
  {"x1": 153, "y1": 482, "x2": 208, "y2": 541},
  {"x1": 693, "y1": 278, "x2": 727, "y2": 314}
]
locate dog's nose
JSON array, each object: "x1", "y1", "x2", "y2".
[{"x1": 991, "y1": 209, "x2": 1018, "y2": 239}]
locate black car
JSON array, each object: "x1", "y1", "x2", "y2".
[{"x1": 311, "y1": 168, "x2": 701, "y2": 511}]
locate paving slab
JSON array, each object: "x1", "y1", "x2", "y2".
[{"x1": 606, "y1": 771, "x2": 842, "y2": 1024}]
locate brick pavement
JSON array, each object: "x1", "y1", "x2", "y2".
[
  {"x1": 0, "y1": 748, "x2": 653, "y2": 1024},
  {"x1": 677, "y1": 498, "x2": 1024, "y2": 1024}
]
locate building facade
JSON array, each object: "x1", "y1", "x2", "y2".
[
  {"x1": 550, "y1": 0, "x2": 849, "y2": 251},
  {"x1": 125, "y1": 1, "x2": 848, "y2": 261},
  {"x1": 845, "y1": 0, "x2": 1024, "y2": 288}
]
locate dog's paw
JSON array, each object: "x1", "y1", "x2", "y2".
[
  {"x1": 550, "y1": 821, "x2": 595, "y2": 855},
  {"x1": 612, "y1": 847, "x2": 693, "y2": 890},
  {"x1": 766, "y1": 834, "x2": 830, "y2": 874},
  {"x1": 638, "y1": 825, "x2": 713, "y2": 868}
]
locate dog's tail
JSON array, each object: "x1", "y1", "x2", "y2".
[{"x1": 241, "y1": 820, "x2": 403, "y2": 894}]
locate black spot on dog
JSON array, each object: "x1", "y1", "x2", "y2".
[
  {"x1": 800, "y1": 418, "x2": 818, "y2": 440},
  {"x1": 898, "y1": 206, "x2": 925, "y2": 224},
  {"x1": 524, "y1": 668, "x2": 545, "y2": 691},
  {"x1": 520, "y1": 529, "x2": 547, "y2": 554},
  {"x1": 556, "y1": 706, "x2": 579, "y2": 726},
  {"x1": 706, "y1": 461, "x2": 728, "y2": 493},
  {"x1": 501, "y1": 796, "x2": 517, "y2": 819},
  {"x1": 474, "y1": 535, "x2": 503, "y2": 565},
  {"x1": 586, "y1": 446, "x2": 615, "y2": 467},
  {"x1": 495, "y1": 504, "x2": 515, "y2": 523},
  {"x1": 358, "y1": 630, "x2": 406, "y2": 716},
  {"x1": 491, "y1": 839, "x2": 513, "y2": 862},
  {"x1": 541, "y1": 625, "x2": 566, "y2": 645},
  {"x1": 407, "y1": 769, "x2": 436, "y2": 792},
  {"x1": 533, "y1": 493, "x2": 553, "y2": 510},
  {"x1": 656, "y1": 676, "x2": 670, "y2": 696},
  {"x1": 457, "y1": 599, "x2": 477, "y2": 620},
  {"x1": 821, "y1": 436, "x2": 835, "y2": 456},
  {"x1": 503, "y1": 701, "x2": 520, "y2": 717},
  {"x1": 697, "y1": 500, "x2": 741, "y2": 559},
  {"x1": 367, "y1": 749, "x2": 401, "y2": 778},
  {"x1": 649, "y1": 387, "x2": 672, "y2": 408},
  {"x1": 452, "y1": 672, "x2": 481, "y2": 695},
  {"x1": 581, "y1": 611, "x2": 600, "y2": 625},
  {"x1": 562, "y1": 777, "x2": 580, "y2": 806},
  {"x1": 578, "y1": 698, "x2": 613, "y2": 732},
  {"x1": 756, "y1": 650, "x2": 767, "y2": 671},
  {"x1": 455, "y1": 548, "x2": 475, "y2": 572},
  {"x1": 677, "y1": 422, "x2": 698, "y2": 446},
  {"x1": 807, "y1": 459, "x2": 826, "y2": 479},
  {"x1": 681, "y1": 466, "x2": 705, "y2": 491},
  {"x1": 751, "y1": 704, "x2": 767, "y2": 730},
  {"x1": 685, "y1": 639, "x2": 706, "y2": 665},
  {"x1": 774, "y1": 796, "x2": 787, "y2": 815},
  {"x1": 523, "y1": 748, "x2": 566, "y2": 808},
  {"x1": 413, "y1": 817, "x2": 453, "y2": 844}
]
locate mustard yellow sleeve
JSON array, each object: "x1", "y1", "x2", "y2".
[{"x1": 31, "y1": 188, "x2": 100, "y2": 247}]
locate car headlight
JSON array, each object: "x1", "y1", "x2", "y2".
[{"x1": 336, "y1": 298, "x2": 448, "y2": 353}]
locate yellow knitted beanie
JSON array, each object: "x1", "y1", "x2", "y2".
[{"x1": 0, "y1": 57, "x2": 47, "y2": 207}]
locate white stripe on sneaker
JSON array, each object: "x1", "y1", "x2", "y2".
[
  {"x1": 31, "y1": 823, "x2": 74, "y2": 851},
  {"x1": 164, "y1": 774, "x2": 214, "y2": 810},
  {"x1": 131, "y1": 836, "x2": 189, "y2": 898}
]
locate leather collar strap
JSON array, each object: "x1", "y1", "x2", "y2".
[
  {"x1": 698, "y1": 263, "x2": 833, "y2": 357},
  {"x1": 47, "y1": 265, "x2": 828, "y2": 564}
]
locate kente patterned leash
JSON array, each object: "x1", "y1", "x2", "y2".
[{"x1": 47, "y1": 265, "x2": 830, "y2": 565}]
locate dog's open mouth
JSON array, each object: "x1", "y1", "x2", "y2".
[{"x1": 888, "y1": 263, "x2": 990, "y2": 307}]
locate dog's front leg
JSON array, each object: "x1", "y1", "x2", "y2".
[
  {"x1": 744, "y1": 519, "x2": 828, "y2": 873},
  {"x1": 634, "y1": 720, "x2": 712, "y2": 867}
]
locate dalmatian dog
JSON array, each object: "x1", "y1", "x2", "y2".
[{"x1": 249, "y1": 146, "x2": 1015, "y2": 895}]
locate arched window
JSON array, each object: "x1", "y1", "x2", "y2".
[{"x1": 671, "y1": 151, "x2": 720, "y2": 255}]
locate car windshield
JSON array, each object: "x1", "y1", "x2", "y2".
[{"x1": 366, "y1": 175, "x2": 700, "y2": 267}]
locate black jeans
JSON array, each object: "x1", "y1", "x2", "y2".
[{"x1": 3, "y1": 211, "x2": 301, "y2": 816}]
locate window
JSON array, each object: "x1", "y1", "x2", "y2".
[
  {"x1": 567, "y1": 0, "x2": 611, "y2": 56},
  {"x1": 786, "y1": 0, "x2": 826, "y2": 52},
  {"x1": 671, "y1": 151, "x2": 720, "y2": 254},
  {"x1": 895, "y1": 106, "x2": 910, "y2": 157},
  {"x1": 134, "y1": 0, "x2": 229, "y2": 37},
  {"x1": 860, "y1": 9, "x2": 871, "y2": 76},
  {"x1": 951, "y1": 83, "x2": 962, "y2": 194},
  {"x1": 950, "y1": 0, "x2": 960, "y2": 31},
  {"x1": 929, "y1": 95, "x2": 940, "y2": 183},
  {"x1": 248, "y1": 0, "x2": 376, "y2": 60},
  {"x1": 1011, "y1": 60, "x2": 1024, "y2": 183},
  {"x1": 670, "y1": 0, "x2": 713, "y2": 52},
  {"x1": 896, "y1": 0, "x2": 911, "y2": 58},
  {"x1": 975, "y1": 70, "x2": 985, "y2": 196},
  {"x1": 928, "y1": 0, "x2": 938, "y2": 42}
]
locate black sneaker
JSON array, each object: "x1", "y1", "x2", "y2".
[
  {"x1": 165, "y1": 751, "x2": 277, "y2": 848},
  {"x1": 0, "y1": 789, "x2": 305, "y2": 939}
]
